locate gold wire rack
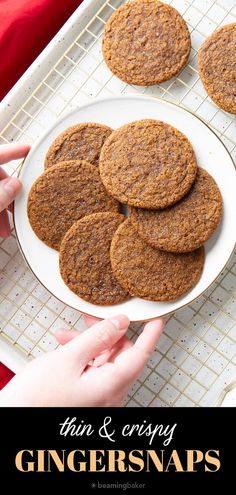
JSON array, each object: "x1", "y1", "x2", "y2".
[{"x1": 0, "y1": 0, "x2": 236, "y2": 406}]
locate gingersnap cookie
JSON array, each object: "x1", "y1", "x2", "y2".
[
  {"x1": 130, "y1": 168, "x2": 223, "y2": 253},
  {"x1": 27, "y1": 160, "x2": 119, "y2": 250},
  {"x1": 99, "y1": 119, "x2": 197, "y2": 209},
  {"x1": 110, "y1": 219, "x2": 205, "y2": 301},
  {"x1": 102, "y1": 0, "x2": 191, "y2": 86},
  {"x1": 199, "y1": 23, "x2": 236, "y2": 114},
  {"x1": 44, "y1": 122, "x2": 113, "y2": 169},
  {"x1": 59, "y1": 212, "x2": 129, "y2": 305}
]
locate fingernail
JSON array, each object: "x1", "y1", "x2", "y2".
[
  {"x1": 109, "y1": 315, "x2": 130, "y2": 331},
  {"x1": 2, "y1": 177, "x2": 21, "y2": 195}
]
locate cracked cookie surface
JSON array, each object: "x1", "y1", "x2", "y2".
[
  {"x1": 130, "y1": 168, "x2": 223, "y2": 252},
  {"x1": 28, "y1": 160, "x2": 119, "y2": 250},
  {"x1": 44, "y1": 122, "x2": 113, "y2": 169},
  {"x1": 199, "y1": 23, "x2": 236, "y2": 114},
  {"x1": 110, "y1": 219, "x2": 205, "y2": 301},
  {"x1": 99, "y1": 119, "x2": 197, "y2": 209},
  {"x1": 59, "y1": 212, "x2": 129, "y2": 305},
  {"x1": 103, "y1": 0, "x2": 190, "y2": 86}
]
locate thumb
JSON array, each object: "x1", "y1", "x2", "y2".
[
  {"x1": 64, "y1": 315, "x2": 130, "y2": 367},
  {"x1": 0, "y1": 177, "x2": 22, "y2": 212}
]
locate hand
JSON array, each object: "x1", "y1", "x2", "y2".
[
  {"x1": 0, "y1": 143, "x2": 30, "y2": 237},
  {"x1": 0, "y1": 315, "x2": 165, "y2": 407}
]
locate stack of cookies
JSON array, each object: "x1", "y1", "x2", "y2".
[
  {"x1": 99, "y1": 119, "x2": 223, "y2": 304},
  {"x1": 27, "y1": 0, "x2": 232, "y2": 306},
  {"x1": 27, "y1": 119, "x2": 223, "y2": 306},
  {"x1": 27, "y1": 122, "x2": 130, "y2": 306}
]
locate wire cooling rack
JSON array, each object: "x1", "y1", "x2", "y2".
[{"x1": 0, "y1": 0, "x2": 235, "y2": 407}]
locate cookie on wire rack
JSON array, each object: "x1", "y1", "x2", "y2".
[
  {"x1": 199, "y1": 23, "x2": 236, "y2": 114},
  {"x1": 102, "y1": 0, "x2": 191, "y2": 86}
]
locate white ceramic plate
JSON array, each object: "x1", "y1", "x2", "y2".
[{"x1": 14, "y1": 95, "x2": 236, "y2": 321}]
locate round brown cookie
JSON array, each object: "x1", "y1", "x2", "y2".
[
  {"x1": 27, "y1": 160, "x2": 119, "y2": 251},
  {"x1": 99, "y1": 119, "x2": 197, "y2": 209},
  {"x1": 102, "y1": 0, "x2": 191, "y2": 86},
  {"x1": 44, "y1": 122, "x2": 113, "y2": 169},
  {"x1": 198, "y1": 23, "x2": 236, "y2": 114},
  {"x1": 130, "y1": 168, "x2": 223, "y2": 253},
  {"x1": 110, "y1": 219, "x2": 205, "y2": 301},
  {"x1": 59, "y1": 212, "x2": 130, "y2": 305}
]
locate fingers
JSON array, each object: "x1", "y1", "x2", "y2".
[
  {"x1": 64, "y1": 315, "x2": 130, "y2": 367},
  {"x1": 0, "y1": 167, "x2": 8, "y2": 180},
  {"x1": 83, "y1": 314, "x2": 101, "y2": 327},
  {"x1": 133, "y1": 318, "x2": 165, "y2": 359},
  {"x1": 93, "y1": 336, "x2": 132, "y2": 367},
  {"x1": 106, "y1": 336, "x2": 133, "y2": 364},
  {"x1": 55, "y1": 328, "x2": 80, "y2": 345},
  {"x1": 0, "y1": 210, "x2": 11, "y2": 238},
  {"x1": 0, "y1": 177, "x2": 22, "y2": 212},
  {"x1": 92, "y1": 350, "x2": 111, "y2": 367},
  {"x1": 0, "y1": 144, "x2": 31, "y2": 165},
  {"x1": 56, "y1": 327, "x2": 132, "y2": 368},
  {"x1": 115, "y1": 318, "x2": 165, "y2": 382}
]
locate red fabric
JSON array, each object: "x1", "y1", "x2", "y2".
[
  {"x1": 0, "y1": 0, "x2": 83, "y2": 386},
  {"x1": 0, "y1": 363, "x2": 14, "y2": 389},
  {"x1": 0, "y1": 0, "x2": 82, "y2": 100}
]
